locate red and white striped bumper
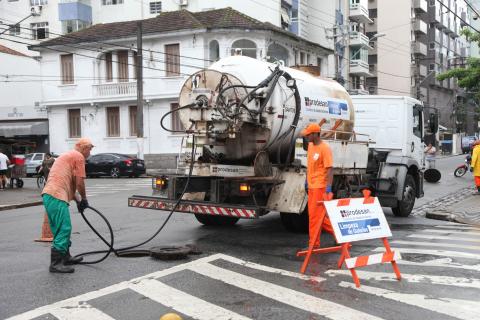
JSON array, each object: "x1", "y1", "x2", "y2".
[{"x1": 128, "y1": 196, "x2": 258, "y2": 219}]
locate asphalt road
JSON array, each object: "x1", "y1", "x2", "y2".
[{"x1": 1, "y1": 155, "x2": 479, "y2": 320}]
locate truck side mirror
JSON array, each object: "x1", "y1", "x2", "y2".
[
  {"x1": 302, "y1": 137, "x2": 308, "y2": 151},
  {"x1": 429, "y1": 113, "x2": 439, "y2": 133}
]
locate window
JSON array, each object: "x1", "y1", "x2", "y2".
[
  {"x1": 133, "y1": 51, "x2": 138, "y2": 80},
  {"x1": 31, "y1": 22, "x2": 49, "y2": 40},
  {"x1": 209, "y1": 40, "x2": 220, "y2": 62},
  {"x1": 117, "y1": 50, "x2": 129, "y2": 82},
  {"x1": 62, "y1": 20, "x2": 91, "y2": 34},
  {"x1": 429, "y1": 0, "x2": 435, "y2": 6},
  {"x1": 170, "y1": 103, "x2": 184, "y2": 132},
  {"x1": 413, "y1": 105, "x2": 423, "y2": 138},
  {"x1": 68, "y1": 109, "x2": 81, "y2": 138},
  {"x1": 30, "y1": 0, "x2": 48, "y2": 5},
  {"x1": 429, "y1": 63, "x2": 435, "y2": 71},
  {"x1": 8, "y1": 24, "x2": 20, "y2": 36},
  {"x1": 230, "y1": 39, "x2": 257, "y2": 59},
  {"x1": 300, "y1": 52, "x2": 305, "y2": 64},
  {"x1": 150, "y1": 1, "x2": 162, "y2": 14},
  {"x1": 102, "y1": 0, "x2": 123, "y2": 5},
  {"x1": 60, "y1": 54, "x2": 74, "y2": 84},
  {"x1": 429, "y1": 42, "x2": 436, "y2": 50},
  {"x1": 165, "y1": 44, "x2": 180, "y2": 76},
  {"x1": 105, "y1": 52, "x2": 113, "y2": 82},
  {"x1": 106, "y1": 107, "x2": 120, "y2": 137},
  {"x1": 368, "y1": 9, "x2": 377, "y2": 18},
  {"x1": 129, "y1": 106, "x2": 137, "y2": 136}
]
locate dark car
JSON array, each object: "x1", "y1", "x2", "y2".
[{"x1": 86, "y1": 153, "x2": 146, "y2": 178}]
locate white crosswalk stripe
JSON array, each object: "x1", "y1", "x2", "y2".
[{"x1": 6, "y1": 223, "x2": 480, "y2": 320}]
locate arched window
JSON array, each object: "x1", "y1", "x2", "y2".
[
  {"x1": 231, "y1": 39, "x2": 257, "y2": 59},
  {"x1": 267, "y1": 44, "x2": 289, "y2": 65},
  {"x1": 209, "y1": 40, "x2": 220, "y2": 62}
]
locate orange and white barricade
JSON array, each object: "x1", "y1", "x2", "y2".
[{"x1": 297, "y1": 189, "x2": 401, "y2": 288}]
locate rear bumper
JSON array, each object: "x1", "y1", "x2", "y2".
[{"x1": 128, "y1": 195, "x2": 258, "y2": 219}]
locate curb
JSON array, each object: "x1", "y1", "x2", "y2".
[
  {"x1": 426, "y1": 210, "x2": 480, "y2": 227},
  {"x1": 0, "y1": 201, "x2": 43, "y2": 212}
]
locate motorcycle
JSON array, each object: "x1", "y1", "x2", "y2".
[{"x1": 454, "y1": 155, "x2": 472, "y2": 177}]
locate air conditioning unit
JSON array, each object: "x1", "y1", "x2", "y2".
[
  {"x1": 31, "y1": 5, "x2": 42, "y2": 16},
  {"x1": 180, "y1": 0, "x2": 188, "y2": 6}
]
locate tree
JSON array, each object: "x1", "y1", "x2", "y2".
[{"x1": 437, "y1": 29, "x2": 480, "y2": 100}]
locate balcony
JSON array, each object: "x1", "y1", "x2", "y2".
[
  {"x1": 413, "y1": 0, "x2": 427, "y2": 13},
  {"x1": 58, "y1": 0, "x2": 92, "y2": 23},
  {"x1": 349, "y1": 32, "x2": 371, "y2": 48},
  {"x1": 411, "y1": 41, "x2": 427, "y2": 56},
  {"x1": 350, "y1": 60, "x2": 370, "y2": 77},
  {"x1": 93, "y1": 82, "x2": 137, "y2": 97},
  {"x1": 349, "y1": 3, "x2": 372, "y2": 24},
  {"x1": 413, "y1": 19, "x2": 427, "y2": 35}
]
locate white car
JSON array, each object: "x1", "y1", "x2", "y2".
[{"x1": 25, "y1": 153, "x2": 45, "y2": 176}]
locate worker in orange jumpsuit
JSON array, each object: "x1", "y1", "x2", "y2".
[
  {"x1": 471, "y1": 140, "x2": 480, "y2": 193},
  {"x1": 302, "y1": 123, "x2": 334, "y2": 248}
]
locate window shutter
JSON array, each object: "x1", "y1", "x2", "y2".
[
  {"x1": 61, "y1": 54, "x2": 74, "y2": 84},
  {"x1": 117, "y1": 50, "x2": 129, "y2": 82},
  {"x1": 165, "y1": 44, "x2": 180, "y2": 76}
]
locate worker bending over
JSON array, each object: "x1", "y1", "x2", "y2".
[
  {"x1": 42, "y1": 138, "x2": 93, "y2": 273},
  {"x1": 302, "y1": 123, "x2": 334, "y2": 248}
]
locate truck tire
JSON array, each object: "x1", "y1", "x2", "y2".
[
  {"x1": 280, "y1": 209, "x2": 308, "y2": 233},
  {"x1": 194, "y1": 214, "x2": 239, "y2": 226},
  {"x1": 392, "y1": 174, "x2": 416, "y2": 217}
]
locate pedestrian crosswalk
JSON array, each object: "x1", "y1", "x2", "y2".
[
  {"x1": 86, "y1": 179, "x2": 152, "y2": 198},
  {"x1": 7, "y1": 224, "x2": 480, "y2": 320}
]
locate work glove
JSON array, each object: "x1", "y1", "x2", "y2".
[
  {"x1": 304, "y1": 181, "x2": 308, "y2": 193},
  {"x1": 326, "y1": 185, "x2": 332, "y2": 194},
  {"x1": 76, "y1": 199, "x2": 89, "y2": 213}
]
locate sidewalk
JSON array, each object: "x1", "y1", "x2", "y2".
[
  {"x1": 426, "y1": 188, "x2": 480, "y2": 226},
  {"x1": 0, "y1": 184, "x2": 43, "y2": 211}
]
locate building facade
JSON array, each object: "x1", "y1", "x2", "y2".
[{"x1": 32, "y1": 8, "x2": 332, "y2": 168}]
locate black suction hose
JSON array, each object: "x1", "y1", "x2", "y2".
[{"x1": 72, "y1": 136, "x2": 197, "y2": 264}]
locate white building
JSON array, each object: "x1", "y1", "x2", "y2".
[
  {"x1": 0, "y1": 44, "x2": 45, "y2": 154},
  {"x1": 31, "y1": 8, "x2": 332, "y2": 169}
]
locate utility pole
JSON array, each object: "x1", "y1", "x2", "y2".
[{"x1": 136, "y1": 21, "x2": 144, "y2": 160}]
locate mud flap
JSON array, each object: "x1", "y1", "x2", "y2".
[{"x1": 266, "y1": 169, "x2": 307, "y2": 214}]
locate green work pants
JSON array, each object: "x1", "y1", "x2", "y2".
[{"x1": 42, "y1": 194, "x2": 71, "y2": 254}]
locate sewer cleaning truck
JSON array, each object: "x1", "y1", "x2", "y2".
[{"x1": 128, "y1": 56, "x2": 435, "y2": 231}]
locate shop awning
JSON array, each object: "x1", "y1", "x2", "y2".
[{"x1": 0, "y1": 121, "x2": 48, "y2": 137}]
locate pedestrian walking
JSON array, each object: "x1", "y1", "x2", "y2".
[
  {"x1": 471, "y1": 140, "x2": 480, "y2": 193},
  {"x1": 424, "y1": 143, "x2": 436, "y2": 169},
  {"x1": 302, "y1": 123, "x2": 334, "y2": 248},
  {"x1": 0, "y1": 149, "x2": 10, "y2": 190},
  {"x1": 42, "y1": 138, "x2": 94, "y2": 273},
  {"x1": 39, "y1": 153, "x2": 55, "y2": 181}
]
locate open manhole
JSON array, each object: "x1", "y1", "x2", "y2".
[{"x1": 150, "y1": 246, "x2": 191, "y2": 260}]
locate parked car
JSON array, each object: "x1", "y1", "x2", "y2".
[
  {"x1": 25, "y1": 153, "x2": 60, "y2": 176},
  {"x1": 86, "y1": 153, "x2": 146, "y2": 178},
  {"x1": 461, "y1": 136, "x2": 478, "y2": 154}
]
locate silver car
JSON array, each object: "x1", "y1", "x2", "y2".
[{"x1": 25, "y1": 153, "x2": 45, "y2": 176}]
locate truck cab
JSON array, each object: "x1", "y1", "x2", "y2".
[{"x1": 352, "y1": 96, "x2": 428, "y2": 216}]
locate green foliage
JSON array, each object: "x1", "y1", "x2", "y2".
[{"x1": 436, "y1": 28, "x2": 480, "y2": 100}]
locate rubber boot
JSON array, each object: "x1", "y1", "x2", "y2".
[
  {"x1": 49, "y1": 248, "x2": 74, "y2": 273},
  {"x1": 64, "y1": 249, "x2": 83, "y2": 265}
]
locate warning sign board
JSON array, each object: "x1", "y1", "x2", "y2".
[{"x1": 324, "y1": 197, "x2": 392, "y2": 243}]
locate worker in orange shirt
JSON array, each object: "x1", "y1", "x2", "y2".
[{"x1": 302, "y1": 123, "x2": 334, "y2": 248}]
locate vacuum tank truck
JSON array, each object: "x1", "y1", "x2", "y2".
[{"x1": 128, "y1": 56, "x2": 426, "y2": 231}]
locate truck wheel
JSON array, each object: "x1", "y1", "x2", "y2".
[
  {"x1": 280, "y1": 209, "x2": 308, "y2": 233},
  {"x1": 392, "y1": 174, "x2": 416, "y2": 217},
  {"x1": 194, "y1": 214, "x2": 239, "y2": 226}
]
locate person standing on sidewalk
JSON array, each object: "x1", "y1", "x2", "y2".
[
  {"x1": 302, "y1": 123, "x2": 334, "y2": 248},
  {"x1": 42, "y1": 138, "x2": 94, "y2": 273},
  {"x1": 0, "y1": 150, "x2": 10, "y2": 190},
  {"x1": 471, "y1": 140, "x2": 480, "y2": 193},
  {"x1": 424, "y1": 143, "x2": 436, "y2": 169}
]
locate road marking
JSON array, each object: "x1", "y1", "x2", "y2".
[
  {"x1": 372, "y1": 247, "x2": 480, "y2": 260},
  {"x1": 391, "y1": 240, "x2": 480, "y2": 251},
  {"x1": 397, "y1": 258, "x2": 480, "y2": 272},
  {"x1": 216, "y1": 253, "x2": 325, "y2": 282},
  {"x1": 339, "y1": 281, "x2": 479, "y2": 320},
  {"x1": 49, "y1": 303, "x2": 116, "y2": 320},
  {"x1": 422, "y1": 229, "x2": 480, "y2": 236},
  {"x1": 327, "y1": 270, "x2": 480, "y2": 289},
  {"x1": 434, "y1": 225, "x2": 480, "y2": 231},
  {"x1": 188, "y1": 262, "x2": 384, "y2": 320},
  {"x1": 129, "y1": 279, "x2": 251, "y2": 320},
  {"x1": 6, "y1": 254, "x2": 323, "y2": 320},
  {"x1": 407, "y1": 234, "x2": 480, "y2": 243}
]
